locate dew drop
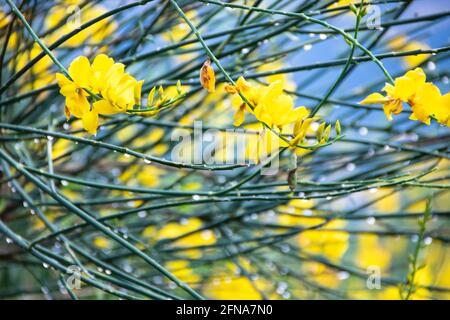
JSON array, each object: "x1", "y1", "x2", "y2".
[
  {"x1": 310, "y1": 122, "x2": 319, "y2": 131},
  {"x1": 358, "y1": 127, "x2": 368, "y2": 136},
  {"x1": 138, "y1": 211, "x2": 147, "y2": 218},
  {"x1": 168, "y1": 282, "x2": 177, "y2": 290},
  {"x1": 280, "y1": 244, "x2": 291, "y2": 253},
  {"x1": 250, "y1": 273, "x2": 259, "y2": 281},
  {"x1": 282, "y1": 291, "x2": 291, "y2": 299},
  {"x1": 201, "y1": 230, "x2": 213, "y2": 240},
  {"x1": 277, "y1": 281, "x2": 288, "y2": 294},
  {"x1": 427, "y1": 61, "x2": 436, "y2": 71},
  {"x1": 338, "y1": 271, "x2": 350, "y2": 280},
  {"x1": 367, "y1": 148, "x2": 375, "y2": 157},
  {"x1": 366, "y1": 217, "x2": 376, "y2": 225}
]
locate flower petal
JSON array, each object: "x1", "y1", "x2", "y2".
[
  {"x1": 360, "y1": 93, "x2": 389, "y2": 105},
  {"x1": 82, "y1": 110, "x2": 99, "y2": 135},
  {"x1": 93, "y1": 99, "x2": 120, "y2": 115},
  {"x1": 68, "y1": 56, "x2": 92, "y2": 88},
  {"x1": 233, "y1": 108, "x2": 245, "y2": 126}
]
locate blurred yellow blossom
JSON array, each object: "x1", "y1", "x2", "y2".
[
  {"x1": 165, "y1": 260, "x2": 201, "y2": 286},
  {"x1": 257, "y1": 60, "x2": 296, "y2": 91},
  {"x1": 16, "y1": 43, "x2": 54, "y2": 90},
  {"x1": 356, "y1": 234, "x2": 391, "y2": 270},
  {"x1": 388, "y1": 36, "x2": 431, "y2": 68},
  {"x1": 143, "y1": 218, "x2": 216, "y2": 258},
  {"x1": 93, "y1": 236, "x2": 112, "y2": 249},
  {"x1": 45, "y1": 3, "x2": 117, "y2": 47},
  {"x1": 204, "y1": 276, "x2": 268, "y2": 300},
  {"x1": 298, "y1": 220, "x2": 349, "y2": 261}
]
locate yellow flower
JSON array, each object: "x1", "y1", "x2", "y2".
[
  {"x1": 412, "y1": 84, "x2": 450, "y2": 127},
  {"x1": 228, "y1": 76, "x2": 259, "y2": 126},
  {"x1": 433, "y1": 93, "x2": 450, "y2": 127},
  {"x1": 254, "y1": 81, "x2": 309, "y2": 128},
  {"x1": 56, "y1": 56, "x2": 98, "y2": 134},
  {"x1": 92, "y1": 56, "x2": 143, "y2": 114},
  {"x1": 360, "y1": 68, "x2": 424, "y2": 121},
  {"x1": 227, "y1": 76, "x2": 308, "y2": 128},
  {"x1": 360, "y1": 68, "x2": 449, "y2": 125},
  {"x1": 56, "y1": 54, "x2": 145, "y2": 134},
  {"x1": 56, "y1": 56, "x2": 91, "y2": 118}
]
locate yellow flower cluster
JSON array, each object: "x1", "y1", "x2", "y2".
[
  {"x1": 56, "y1": 54, "x2": 185, "y2": 134},
  {"x1": 360, "y1": 68, "x2": 450, "y2": 126},
  {"x1": 56, "y1": 54, "x2": 142, "y2": 134},
  {"x1": 225, "y1": 76, "x2": 308, "y2": 128},
  {"x1": 225, "y1": 76, "x2": 339, "y2": 149}
]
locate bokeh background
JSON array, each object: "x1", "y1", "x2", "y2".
[{"x1": 0, "y1": 0, "x2": 449, "y2": 300}]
